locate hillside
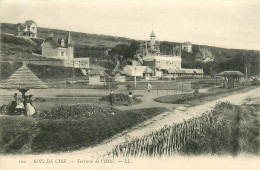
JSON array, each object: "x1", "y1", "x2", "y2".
[
  {"x1": 1, "y1": 22, "x2": 260, "y2": 78},
  {"x1": 0, "y1": 23, "x2": 138, "y2": 63}
]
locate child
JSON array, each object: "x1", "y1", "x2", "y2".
[{"x1": 128, "y1": 92, "x2": 133, "y2": 106}]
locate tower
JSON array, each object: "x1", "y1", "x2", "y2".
[
  {"x1": 150, "y1": 30, "x2": 156, "y2": 50},
  {"x1": 67, "y1": 31, "x2": 74, "y2": 59}
]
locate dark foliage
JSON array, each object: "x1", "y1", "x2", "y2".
[
  {"x1": 182, "y1": 102, "x2": 260, "y2": 155},
  {"x1": 0, "y1": 106, "x2": 167, "y2": 153}
]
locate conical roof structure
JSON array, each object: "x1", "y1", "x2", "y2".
[
  {"x1": 150, "y1": 30, "x2": 156, "y2": 37},
  {"x1": 0, "y1": 64, "x2": 48, "y2": 89}
]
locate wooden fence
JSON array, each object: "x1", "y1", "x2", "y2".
[{"x1": 108, "y1": 112, "x2": 214, "y2": 158}]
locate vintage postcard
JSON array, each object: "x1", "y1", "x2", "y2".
[{"x1": 0, "y1": 0, "x2": 259, "y2": 169}]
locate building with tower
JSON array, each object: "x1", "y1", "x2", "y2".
[
  {"x1": 41, "y1": 31, "x2": 89, "y2": 69},
  {"x1": 134, "y1": 31, "x2": 182, "y2": 77},
  {"x1": 123, "y1": 31, "x2": 203, "y2": 78}
]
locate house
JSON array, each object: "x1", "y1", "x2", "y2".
[
  {"x1": 134, "y1": 31, "x2": 182, "y2": 77},
  {"x1": 182, "y1": 42, "x2": 192, "y2": 53},
  {"x1": 17, "y1": 20, "x2": 37, "y2": 38},
  {"x1": 114, "y1": 71, "x2": 127, "y2": 82},
  {"x1": 41, "y1": 31, "x2": 89, "y2": 69},
  {"x1": 41, "y1": 32, "x2": 74, "y2": 59},
  {"x1": 195, "y1": 47, "x2": 214, "y2": 62},
  {"x1": 88, "y1": 69, "x2": 104, "y2": 85},
  {"x1": 123, "y1": 65, "x2": 154, "y2": 78}
]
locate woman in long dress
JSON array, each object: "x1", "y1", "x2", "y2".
[{"x1": 25, "y1": 95, "x2": 36, "y2": 116}]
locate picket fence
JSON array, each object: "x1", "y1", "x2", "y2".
[{"x1": 108, "y1": 112, "x2": 215, "y2": 158}]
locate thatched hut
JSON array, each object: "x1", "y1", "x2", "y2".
[
  {"x1": 0, "y1": 64, "x2": 48, "y2": 98},
  {"x1": 217, "y1": 71, "x2": 244, "y2": 88}
]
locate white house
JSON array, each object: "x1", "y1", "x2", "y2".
[
  {"x1": 123, "y1": 65, "x2": 153, "y2": 77},
  {"x1": 17, "y1": 20, "x2": 38, "y2": 38},
  {"x1": 182, "y1": 42, "x2": 192, "y2": 53},
  {"x1": 114, "y1": 71, "x2": 127, "y2": 82},
  {"x1": 88, "y1": 69, "x2": 104, "y2": 85}
]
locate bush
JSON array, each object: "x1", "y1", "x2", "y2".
[
  {"x1": 37, "y1": 103, "x2": 119, "y2": 119},
  {"x1": 0, "y1": 105, "x2": 167, "y2": 153},
  {"x1": 100, "y1": 93, "x2": 141, "y2": 105},
  {"x1": 252, "y1": 78, "x2": 260, "y2": 86}
]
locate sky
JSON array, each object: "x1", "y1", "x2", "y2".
[{"x1": 0, "y1": 0, "x2": 260, "y2": 50}]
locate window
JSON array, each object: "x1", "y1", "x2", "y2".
[{"x1": 61, "y1": 52, "x2": 64, "y2": 56}]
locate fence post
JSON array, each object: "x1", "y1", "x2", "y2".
[
  {"x1": 167, "y1": 83, "x2": 169, "y2": 95},
  {"x1": 157, "y1": 83, "x2": 159, "y2": 95}
]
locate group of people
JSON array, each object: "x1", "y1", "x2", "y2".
[
  {"x1": 108, "y1": 82, "x2": 152, "y2": 107},
  {"x1": 9, "y1": 93, "x2": 36, "y2": 116},
  {"x1": 109, "y1": 90, "x2": 134, "y2": 106}
]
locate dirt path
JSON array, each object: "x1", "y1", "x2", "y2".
[{"x1": 62, "y1": 87, "x2": 259, "y2": 157}]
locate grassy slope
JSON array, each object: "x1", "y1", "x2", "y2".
[
  {"x1": 1, "y1": 22, "x2": 259, "y2": 79},
  {"x1": 182, "y1": 102, "x2": 260, "y2": 155},
  {"x1": 0, "y1": 23, "x2": 137, "y2": 61}
]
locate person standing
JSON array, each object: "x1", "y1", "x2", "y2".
[
  {"x1": 147, "y1": 82, "x2": 152, "y2": 95},
  {"x1": 25, "y1": 95, "x2": 36, "y2": 116},
  {"x1": 128, "y1": 92, "x2": 133, "y2": 106},
  {"x1": 109, "y1": 90, "x2": 115, "y2": 106},
  {"x1": 8, "y1": 93, "x2": 18, "y2": 114}
]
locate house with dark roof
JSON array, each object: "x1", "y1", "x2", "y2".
[
  {"x1": 195, "y1": 47, "x2": 214, "y2": 62},
  {"x1": 17, "y1": 20, "x2": 38, "y2": 38},
  {"x1": 41, "y1": 31, "x2": 74, "y2": 59},
  {"x1": 40, "y1": 32, "x2": 89, "y2": 69}
]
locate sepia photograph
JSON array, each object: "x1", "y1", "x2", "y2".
[{"x1": 0, "y1": 0, "x2": 259, "y2": 169}]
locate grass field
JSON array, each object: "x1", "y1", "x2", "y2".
[
  {"x1": 154, "y1": 86, "x2": 257, "y2": 106},
  {"x1": 182, "y1": 102, "x2": 260, "y2": 155}
]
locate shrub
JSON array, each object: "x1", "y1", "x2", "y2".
[
  {"x1": 252, "y1": 78, "x2": 260, "y2": 86},
  {"x1": 100, "y1": 93, "x2": 141, "y2": 105},
  {"x1": 37, "y1": 103, "x2": 119, "y2": 119},
  {"x1": 0, "y1": 106, "x2": 167, "y2": 153}
]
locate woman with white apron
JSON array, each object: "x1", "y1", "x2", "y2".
[{"x1": 25, "y1": 95, "x2": 36, "y2": 116}]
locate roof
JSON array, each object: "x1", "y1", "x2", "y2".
[
  {"x1": 150, "y1": 30, "x2": 156, "y2": 37},
  {"x1": 193, "y1": 69, "x2": 204, "y2": 74},
  {"x1": 217, "y1": 71, "x2": 243, "y2": 77},
  {"x1": 43, "y1": 32, "x2": 74, "y2": 48},
  {"x1": 0, "y1": 64, "x2": 48, "y2": 89},
  {"x1": 143, "y1": 67, "x2": 153, "y2": 74},
  {"x1": 167, "y1": 68, "x2": 204, "y2": 74},
  {"x1": 114, "y1": 70, "x2": 128, "y2": 75},
  {"x1": 88, "y1": 69, "x2": 104, "y2": 76},
  {"x1": 196, "y1": 48, "x2": 214, "y2": 60},
  {"x1": 183, "y1": 41, "x2": 192, "y2": 45},
  {"x1": 126, "y1": 65, "x2": 150, "y2": 72},
  {"x1": 24, "y1": 20, "x2": 37, "y2": 27}
]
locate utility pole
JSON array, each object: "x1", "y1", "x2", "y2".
[
  {"x1": 135, "y1": 66, "x2": 137, "y2": 88},
  {"x1": 72, "y1": 60, "x2": 75, "y2": 83}
]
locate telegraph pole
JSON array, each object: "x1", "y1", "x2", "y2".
[
  {"x1": 72, "y1": 60, "x2": 75, "y2": 83},
  {"x1": 135, "y1": 66, "x2": 137, "y2": 88}
]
